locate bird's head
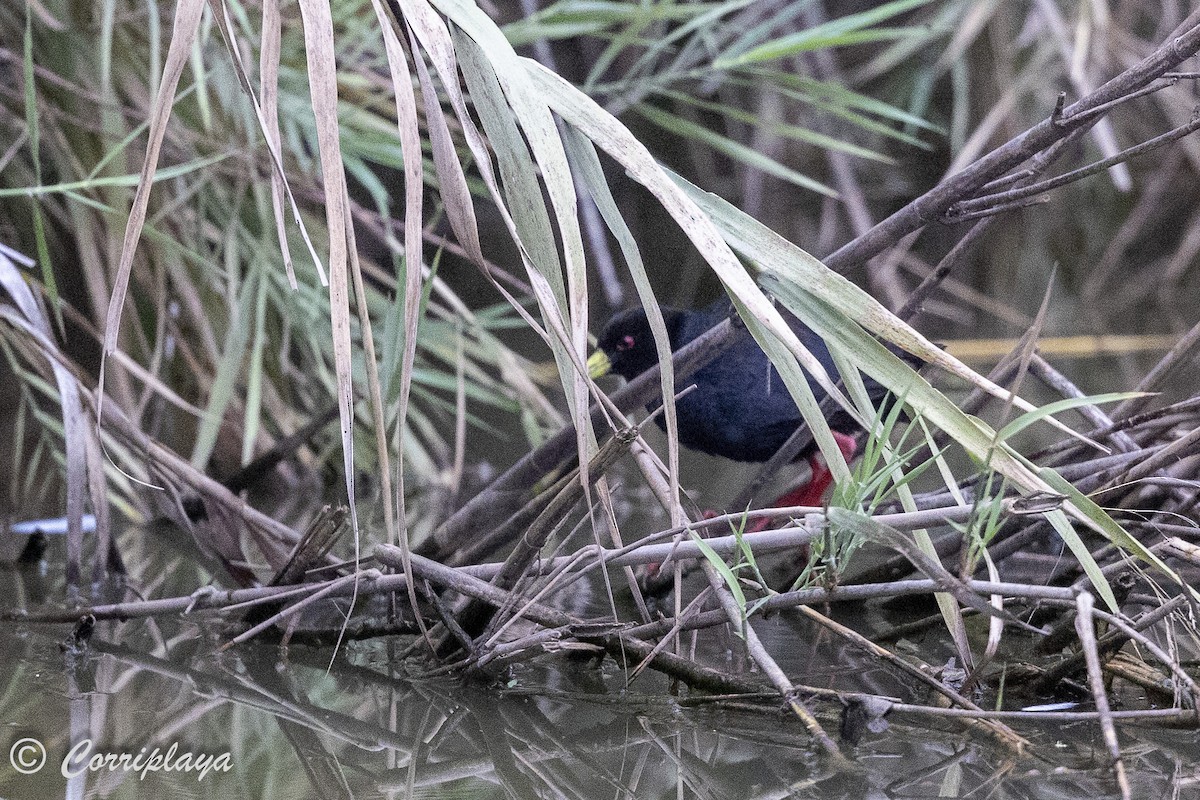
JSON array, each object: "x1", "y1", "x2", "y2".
[{"x1": 588, "y1": 306, "x2": 684, "y2": 381}]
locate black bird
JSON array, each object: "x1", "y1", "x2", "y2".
[{"x1": 588, "y1": 298, "x2": 905, "y2": 510}]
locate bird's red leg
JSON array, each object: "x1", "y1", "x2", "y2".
[
  {"x1": 647, "y1": 433, "x2": 858, "y2": 579},
  {"x1": 746, "y1": 431, "x2": 858, "y2": 532}
]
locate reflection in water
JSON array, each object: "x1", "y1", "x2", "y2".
[
  {"x1": 1, "y1": 550, "x2": 1197, "y2": 800},
  {"x1": 2, "y1": 517, "x2": 1198, "y2": 800}
]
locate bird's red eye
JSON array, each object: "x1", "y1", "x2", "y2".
[{"x1": 617, "y1": 335, "x2": 635, "y2": 352}]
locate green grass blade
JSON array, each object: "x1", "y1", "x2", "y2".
[{"x1": 715, "y1": 0, "x2": 933, "y2": 67}]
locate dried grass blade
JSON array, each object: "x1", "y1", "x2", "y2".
[
  {"x1": 452, "y1": 29, "x2": 595, "y2": 498},
  {"x1": 0, "y1": 303, "x2": 85, "y2": 588},
  {"x1": 370, "y1": 0, "x2": 427, "y2": 630},
  {"x1": 415, "y1": 10, "x2": 607, "y2": 550},
  {"x1": 100, "y1": 0, "x2": 204, "y2": 402},
  {"x1": 561, "y1": 128, "x2": 681, "y2": 525},
  {"x1": 402, "y1": 3, "x2": 573, "y2": 380},
  {"x1": 400, "y1": 1, "x2": 486, "y2": 265},
  {"x1": 295, "y1": 0, "x2": 360, "y2": 648},
  {"x1": 258, "y1": 0, "x2": 296, "y2": 289},
  {"x1": 209, "y1": 0, "x2": 324, "y2": 286}
]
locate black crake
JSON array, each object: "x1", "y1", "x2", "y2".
[{"x1": 593, "y1": 298, "x2": 904, "y2": 463}]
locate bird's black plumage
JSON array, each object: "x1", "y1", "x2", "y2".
[{"x1": 595, "y1": 299, "x2": 898, "y2": 462}]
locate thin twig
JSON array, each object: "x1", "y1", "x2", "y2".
[
  {"x1": 950, "y1": 110, "x2": 1200, "y2": 216},
  {"x1": 795, "y1": 605, "x2": 1030, "y2": 752},
  {"x1": 1074, "y1": 593, "x2": 1131, "y2": 800}
]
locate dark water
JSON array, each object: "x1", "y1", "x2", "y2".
[{"x1": 1, "y1": 538, "x2": 1197, "y2": 800}]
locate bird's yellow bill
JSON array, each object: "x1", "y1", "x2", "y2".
[{"x1": 587, "y1": 350, "x2": 611, "y2": 379}]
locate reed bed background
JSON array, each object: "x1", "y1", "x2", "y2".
[{"x1": 2, "y1": 2, "x2": 1200, "y2": 796}]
